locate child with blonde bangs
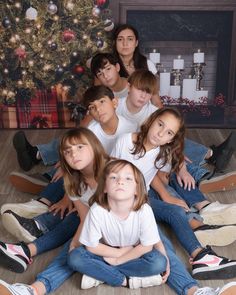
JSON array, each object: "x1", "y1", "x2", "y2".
[{"x1": 68, "y1": 159, "x2": 169, "y2": 289}]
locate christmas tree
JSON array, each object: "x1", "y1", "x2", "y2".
[{"x1": 0, "y1": 0, "x2": 113, "y2": 105}]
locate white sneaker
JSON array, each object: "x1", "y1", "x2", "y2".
[
  {"x1": 194, "y1": 224, "x2": 236, "y2": 247},
  {"x1": 1, "y1": 199, "x2": 48, "y2": 218},
  {"x1": 0, "y1": 279, "x2": 35, "y2": 295},
  {"x1": 81, "y1": 274, "x2": 103, "y2": 289},
  {"x1": 129, "y1": 274, "x2": 162, "y2": 289},
  {"x1": 218, "y1": 281, "x2": 236, "y2": 294},
  {"x1": 194, "y1": 287, "x2": 218, "y2": 295},
  {"x1": 200, "y1": 201, "x2": 236, "y2": 225}
]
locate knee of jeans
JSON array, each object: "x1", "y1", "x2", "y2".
[
  {"x1": 145, "y1": 251, "x2": 167, "y2": 274},
  {"x1": 169, "y1": 205, "x2": 186, "y2": 220},
  {"x1": 67, "y1": 247, "x2": 85, "y2": 271}
]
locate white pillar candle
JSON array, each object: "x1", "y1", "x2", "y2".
[
  {"x1": 149, "y1": 50, "x2": 160, "y2": 64},
  {"x1": 160, "y1": 72, "x2": 170, "y2": 96},
  {"x1": 195, "y1": 90, "x2": 208, "y2": 102},
  {"x1": 173, "y1": 56, "x2": 184, "y2": 69},
  {"x1": 182, "y1": 78, "x2": 197, "y2": 100},
  {"x1": 194, "y1": 51, "x2": 205, "y2": 63},
  {"x1": 169, "y1": 85, "x2": 181, "y2": 99}
]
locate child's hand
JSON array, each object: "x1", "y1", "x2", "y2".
[
  {"x1": 161, "y1": 259, "x2": 170, "y2": 283},
  {"x1": 69, "y1": 239, "x2": 81, "y2": 252},
  {"x1": 104, "y1": 257, "x2": 119, "y2": 265},
  {"x1": 166, "y1": 196, "x2": 190, "y2": 212},
  {"x1": 51, "y1": 166, "x2": 63, "y2": 182},
  {"x1": 49, "y1": 194, "x2": 74, "y2": 219},
  {"x1": 176, "y1": 163, "x2": 195, "y2": 190}
]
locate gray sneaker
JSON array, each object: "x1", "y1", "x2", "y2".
[
  {"x1": 1, "y1": 199, "x2": 48, "y2": 218},
  {"x1": 9, "y1": 171, "x2": 50, "y2": 194},
  {"x1": 0, "y1": 279, "x2": 35, "y2": 295}
]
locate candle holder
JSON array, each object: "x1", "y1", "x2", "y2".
[
  {"x1": 192, "y1": 62, "x2": 206, "y2": 91},
  {"x1": 171, "y1": 68, "x2": 184, "y2": 86}
]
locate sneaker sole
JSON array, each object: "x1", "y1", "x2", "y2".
[
  {"x1": 199, "y1": 172, "x2": 236, "y2": 193},
  {"x1": 13, "y1": 132, "x2": 33, "y2": 172},
  {"x1": 201, "y1": 206, "x2": 236, "y2": 225},
  {"x1": 2, "y1": 213, "x2": 36, "y2": 243},
  {"x1": 195, "y1": 225, "x2": 236, "y2": 247},
  {"x1": 192, "y1": 261, "x2": 236, "y2": 280},
  {"x1": 1, "y1": 201, "x2": 48, "y2": 218},
  {"x1": 0, "y1": 247, "x2": 27, "y2": 273},
  {"x1": 9, "y1": 172, "x2": 47, "y2": 195}
]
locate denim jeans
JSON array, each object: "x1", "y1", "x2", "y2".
[
  {"x1": 33, "y1": 211, "x2": 79, "y2": 255},
  {"x1": 184, "y1": 138, "x2": 209, "y2": 182},
  {"x1": 39, "y1": 177, "x2": 64, "y2": 204},
  {"x1": 169, "y1": 174, "x2": 206, "y2": 210},
  {"x1": 68, "y1": 246, "x2": 167, "y2": 286},
  {"x1": 37, "y1": 138, "x2": 60, "y2": 166},
  {"x1": 148, "y1": 188, "x2": 202, "y2": 256},
  {"x1": 36, "y1": 232, "x2": 198, "y2": 294}
]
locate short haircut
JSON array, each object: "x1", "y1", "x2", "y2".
[
  {"x1": 83, "y1": 85, "x2": 114, "y2": 109},
  {"x1": 91, "y1": 53, "x2": 119, "y2": 77},
  {"x1": 128, "y1": 69, "x2": 158, "y2": 95}
]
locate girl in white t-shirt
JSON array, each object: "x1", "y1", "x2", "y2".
[{"x1": 68, "y1": 159, "x2": 169, "y2": 289}]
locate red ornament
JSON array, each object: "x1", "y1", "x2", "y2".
[
  {"x1": 72, "y1": 65, "x2": 85, "y2": 75},
  {"x1": 95, "y1": 0, "x2": 109, "y2": 9},
  {"x1": 14, "y1": 47, "x2": 26, "y2": 60},
  {"x1": 62, "y1": 29, "x2": 76, "y2": 42}
]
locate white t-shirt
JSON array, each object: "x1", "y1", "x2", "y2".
[
  {"x1": 111, "y1": 133, "x2": 164, "y2": 190},
  {"x1": 113, "y1": 86, "x2": 129, "y2": 100},
  {"x1": 80, "y1": 202, "x2": 160, "y2": 248},
  {"x1": 69, "y1": 186, "x2": 96, "y2": 203},
  {"x1": 116, "y1": 98, "x2": 157, "y2": 128},
  {"x1": 88, "y1": 115, "x2": 138, "y2": 154}
]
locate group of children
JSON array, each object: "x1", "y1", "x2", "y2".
[{"x1": 0, "y1": 24, "x2": 236, "y2": 295}]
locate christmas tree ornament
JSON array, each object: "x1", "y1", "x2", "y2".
[
  {"x1": 49, "y1": 42, "x2": 58, "y2": 50},
  {"x1": 95, "y1": 0, "x2": 109, "y2": 9},
  {"x1": 62, "y1": 29, "x2": 76, "y2": 42},
  {"x1": 47, "y1": 1, "x2": 58, "y2": 15},
  {"x1": 86, "y1": 57, "x2": 92, "y2": 68},
  {"x1": 104, "y1": 19, "x2": 114, "y2": 31},
  {"x1": 66, "y1": 1, "x2": 75, "y2": 11},
  {"x1": 96, "y1": 38, "x2": 104, "y2": 48},
  {"x1": 14, "y1": 47, "x2": 27, "y2": 60},
  {"x1": 72, "y1": 65, "x2": 85, "y2": 76},
  {"x1": 92, "y1": 6, "x2": 101, "y2": 17},
  {"x1": 2, "y1": 17, "x2": 11, "y2": 28},
  {"x1": 25, "y1": 7, "x2": 38, "y2": 20}
]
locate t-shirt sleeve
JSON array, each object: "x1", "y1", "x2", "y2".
[
  {"x1": 79, "y1": 205, "x2": 102, "y2": 247},
  {"x1": 139, "y1": 204, "x2": 160, "y2": 246}
]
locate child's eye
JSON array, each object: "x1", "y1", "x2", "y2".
[
  {"x1": 88, "y1": 105, "x2": 95, "y2": 112},
  {"x1": 126, "y1": 177, "x2": 133, "y2": 181},
  {"x1": 100, "y1": 99, "x2": 105, "y2": 104}
]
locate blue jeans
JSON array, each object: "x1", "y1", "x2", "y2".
[
  {"x1": 39, "y1": 178, "x2": 64, "y2": 204},
  {"x1": 37, "y1": 138, "x2": 60, "y2": 166},
  {"x1": 68, "y1": 246, "x2": 166, "y2": 286},
  {"x1": 33, "y1": 211, "x2": 79, "y2": 255},
  {"x1": 148, "y1": 188, "x2": 202, "y2": 256},
  {"x1": 36, "y1": 232, "x2": 198, "y2": 294},
  {"x1": 169, "y1": 174, "x2": 206, "y2": 210},
  {"x1": 184, "y1": 138, "x2": 209, "y2": 182}
]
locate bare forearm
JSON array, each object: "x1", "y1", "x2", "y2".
[{"x1": 116, "y1": 244, "x2": 153, "y2": 265}]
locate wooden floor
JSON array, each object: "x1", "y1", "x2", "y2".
[{"x1": 0, "y1": 128, "x2": 236, "y2": 294}]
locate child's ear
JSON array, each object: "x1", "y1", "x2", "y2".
[
  {"x1": 115, "y1": 63, "x2": 120, "y2": 73},
  {"x1": 112, "y1": 97, "x2": 119, "y2": 108}
]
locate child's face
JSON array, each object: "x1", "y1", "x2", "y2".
[
  {"x1": 96, "y1": 62, "x2": 120, "y2": 89},
  {"x1": 63, "y1": 137, "x2": 94, "y2": 171},
  {"x1": 116, "y1": 28, "x2": 138, "y2": 57},
  {"x1": 146, "y1": 112, "x2": 180, "y2": 148},
  {"x1": 128, "y1": 85, "x2": 152, "y2": 109},
  {"x1": 88, "y1": 96, "x2": 117, "y2": 124},
  {"x1": 105, "y1": 164, "x2": 137, "y2": 203}
]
